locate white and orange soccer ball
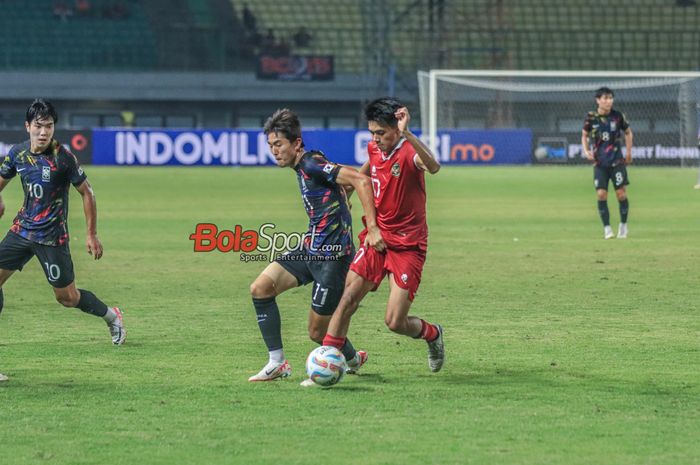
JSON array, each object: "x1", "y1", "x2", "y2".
[{"x1": 306, "y1": 346, "x2": 347, "y2": 387}]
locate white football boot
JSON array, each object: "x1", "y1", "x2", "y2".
[
  {"x1": 604, "y1": 225, "x2": 615, "y2": 239},
  {"x1": 617, "y1": 223, "x2": 628, "y2": 239},
  {"x1": 248, "y1": 360, "x2": 291, "y2": 382},
  {"x1": 0, "y1": 373, "x2": 8, "y2": 382},
  {"x1": 345, "y1": 350, "x2": 368, "y2": 374},
  {"x1": 427, "y1": 325, "x2": 445, "y2": 373},
  {"x1": 107, "y1": 307, "x2": 127, "y2": 345}
]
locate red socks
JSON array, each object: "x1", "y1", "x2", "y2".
[
  {"x1": 323, "y1": 334, "x2": 346, "y2": 349},
  {"x1": 419, "y1": 319, "x2": 439, "y2": 342}
]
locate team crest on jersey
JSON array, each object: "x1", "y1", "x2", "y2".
[
  {"x1": 322, "y1": 163, "x2": 336, "y2": 174},
  {"x1": 42, "y1": 165, "x2": 51, "y2": 182},
  {"x1": 391, "y1": 162, "x2": 400, "y2": 177},
  {"x1": 371, "y1": 165, "x2": 376, "y2": 175},
  {"x1": 400, "y1": 273, "x2": 408, "y2": 284},
  {"x1": 610, "y1": 121, "x2": 617, "y2": 131}
]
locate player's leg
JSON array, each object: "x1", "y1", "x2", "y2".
[
  {"x1": 384, "y1": 277, "x2": 444, "y2": 372},
  {"x1": 323, "y1": 243, "x2": 385, "y2": 347},
  {"x1": 0, "y1": 232, "x2": 36, "y2": 316},
  {"x1": 322, "y1": 271, "x2": 376, "y2": 349},
  {"x1": 0, "y1": 233, "x2": 37, "y2": 382},
  {"x1": 385, "y1": 248, "x2": 444, "y2": 372},
  {"x1": 306, "y1": 255, "x2": 368, "y2": 375},
  {"x1": 34, "y1": 243, "x2": 126, "y2": 345},
  {"x1": 52, "y1": 282, "x2": 126, "y2": 345},
  {"x1": 0, "y1": 269, "x2": 10, "y2": 382},
  {"x1": 613, "y1": 165, "x2": 630, "y2": 238},
  {"x1": 247, "y1": 260, "x2": 300, "y2": 381},
  {"x1": 0, "y1": 269, "x2": 16, "y2": 316},
  {"x1": 594, "y1": 166, "x2": 614, "y2": 239}
]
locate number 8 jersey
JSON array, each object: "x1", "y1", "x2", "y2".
[
  {"x1": 0, "y1": 139, "x2": 87, "y2": 246},
  {"x1": 582, "y1": 109, "x2": 630, "y2": 167},
  {"x1": 367, "y1": 138, "x2": 428, "y2": 251}
]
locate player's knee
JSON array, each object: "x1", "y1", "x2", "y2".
[
  {"x1": 616, "y1": 192, "x2": 627, "y2": 201},
  {"x1": 249, "y1": 278, "x2": 274, "y2": 299},
  {"x1": 56, "y1": 293, "x2": 79, "y2": 307},
  {"x1": 308, "y1": 328, "x2": 325, "y2": 344}
]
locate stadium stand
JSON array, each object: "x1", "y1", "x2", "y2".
[
  {"x1": 1, "y1": 1, "x2": 699, "y2": 73},
  {"x1": 0, "y1": 0, "x2": 157, "y2": 69},
  {"x1": 228, "y1": 1, "x2": 366, "y2": 73}
]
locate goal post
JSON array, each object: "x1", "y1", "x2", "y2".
[{"x1": 418, "y1": 70, "x2": 700, "y2": 167}]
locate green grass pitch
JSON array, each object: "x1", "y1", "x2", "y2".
[{"x1": 0, "y1": 166, "x2": 698, "y2": 465}]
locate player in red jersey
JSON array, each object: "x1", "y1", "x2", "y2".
[{"x1": 322, "y1": 97, "x2": 445, "y2": 374}]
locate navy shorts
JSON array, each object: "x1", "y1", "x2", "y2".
[
  {"x1": 594, "y1": 164, "x2": 629, "y2": 191},
  {"x1": 0, "y1": 232, "x2": 75, "y2": 288},
  {"x1": 276, "y1": 250, "x2": 352, "y2": 315}
]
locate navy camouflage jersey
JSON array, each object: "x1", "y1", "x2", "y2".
[
  {"x1": 582, "y1": 109, "x2": 630, "y2": 167},
  {"x1": 294, "y1": 151, "x2": 354, "y2": 258},
  {"x1": 0, "y1": 139, "x2": 87, "y2": 246}
]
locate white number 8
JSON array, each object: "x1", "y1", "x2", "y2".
[{"x1": 615, "y1": 172, "x2": 623, "y2": 184}]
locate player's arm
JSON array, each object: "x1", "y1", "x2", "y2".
[
  {"x1": 395, "y1": 107, "x2": 440, "y2": 174},
  {"x1": 581, "y1": 130, "x2": 594, "y2": 161},
  {"x1": 74, "y1": 180, "x2": 103, "y2": 260},
  {"x1": 335, "y1": 166, "x2": 385, "y2": 252},
  {"x1": 624, "y1": 127, "x2": 633, "y2": 165},
  {"x1": 0, "y1": 177, "x2": 10, "y2": 218}
]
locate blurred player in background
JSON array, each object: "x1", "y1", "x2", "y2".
[
  {"x1": 695, "y1": 129, "x2": 700, "y2": 189},
  {"x1": 582, "y1": 87, "x2": 633, "y2": 239},
  {"x1": 248, "y1": 108, "x2": 383, "y2": 384},
  {"x1": 322, "y1": 97, "x2": 445, "y2": 375},
  {"x1": 0, "y1": 100, "x2": 126, "y2": 382}
]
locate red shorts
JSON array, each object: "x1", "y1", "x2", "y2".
[{"x1": 350, "y1": 237, "x2": 426, "y2": 301}]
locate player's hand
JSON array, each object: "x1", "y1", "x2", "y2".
[
  {"x1": 86, "y1": 234, "x2": 103, "y2": 260},
  {"x1": 625, "y1": 158, "x2": 632, "y2": 166},
  {"x1": 364, "y1": 225, "x2": 386, "y2": 252},
  {"x1": 395, "y1": 107, "x2": 411, "y2": 134},
  {"x1": 584, "y1": 151, "x2": 594, "y2": 162}
]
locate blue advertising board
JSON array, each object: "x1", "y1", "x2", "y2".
[{"x1": 91, "y1": 128, "x2": 533, "y2": 166}]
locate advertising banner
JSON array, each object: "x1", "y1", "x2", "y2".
[
  {"x1": 256, "y1": 55, "x2": 334, "y2": 81},
  {"x1": 91, "y1": 128, "x2": 534, "y2": 166}
]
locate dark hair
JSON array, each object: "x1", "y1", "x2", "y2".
[
  {"x1": 364, "y1": 97, "x2": 404, "y2": 127},
  {"x1": 595, "y1": 87, "x2": 614, "y2": 99},
  {"x1": 263, "y1": 108, "x2": 303, "y2": 146},
  {"x1": 26, "y1": 98, "x2": 58, "y2": 124}
]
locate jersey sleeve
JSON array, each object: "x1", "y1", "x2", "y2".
[
  {"x1": 582, "y1": 112, "x2": 593, "y2": 132},
  {"x1": 620, "y1": 112, "x2": 630, "y2": 131},
  {"x1": 0, "y1": 150, "x2": 17, "y2": 179},
  {"x1": 64, "y1": 150, "x2": 87, "y2": 186},
  {"x1": 301, "y1": 152, "x2": 341, "y2": 184}
]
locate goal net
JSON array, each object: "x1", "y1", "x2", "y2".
[{"x1": 418, "y1": 70, "x2": 700, "y2": 167}]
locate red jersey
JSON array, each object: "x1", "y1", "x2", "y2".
[{"x1": 367, "y1": 138, "x2": 427, "y2": 251}]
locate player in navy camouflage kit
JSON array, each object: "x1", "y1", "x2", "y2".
[
  {"x1": 248, "y1": 108, "x2": 384, "y2": 384},
  {"x1": 582, "y1": 87, "x2": 634, "y2": 239},
  {"x1": 0, "y1": 100, "x2": 125, "y2": 382}
]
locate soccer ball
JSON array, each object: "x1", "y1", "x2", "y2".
[
  {"x1": 306, "y1": 346, "x2": 347, "y2": 387},
  {"x1": 534, "y1": 146, "x2": 548, "y2": 161}
]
